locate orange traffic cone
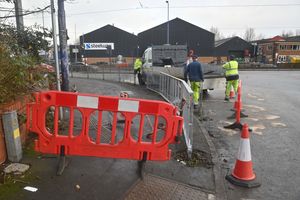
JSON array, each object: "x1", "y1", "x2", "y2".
[
  {"x1": 225, "y1": 124, "x2": 261, "y2": 188},
  {"x1": 229, "y1": 88, "x2": 235, "y2": 99}
]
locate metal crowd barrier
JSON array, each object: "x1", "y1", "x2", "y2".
[
  {"x1": 146, "y1": 71, "x2": 194, "y2": 154},
  {"x1": 70, "y1": 64, "x2": 136, "y2": 84},
  {"x1": 69, "y1": 64, "x2": 194, "y2": 153}
]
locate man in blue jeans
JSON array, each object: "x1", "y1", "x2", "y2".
[{"x1": 184, "y1": 55, "x2": 204, "y2": 108}]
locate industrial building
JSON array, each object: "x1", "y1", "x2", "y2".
[
  {"x1": 138, "y1": 18, "x2": 215, "y2": 63},
  {"x1": 72, "y1": 18, "x2": 217, "y2": 64},
  {"x1": 78, "y1": 25, "x2": 138, "y2": 64},
  {"x1": 214, "y1": 36, "x2": 253, "y2": 63}
]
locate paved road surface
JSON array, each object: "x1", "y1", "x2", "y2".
[{"x1": 203, "y1": 71, "x2": 300, "y2": 200}]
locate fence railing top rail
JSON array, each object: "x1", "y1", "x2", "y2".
[{"x1": 159, "y1": 72, "x2": 193, "y2": 94}]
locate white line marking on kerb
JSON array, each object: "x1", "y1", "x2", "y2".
[
  {"x1": 118, "y1": 100, "x2": 139, "y2": 112},
  {"x1": 77, "y1": 96, "x2": 98, "y2": 109}
]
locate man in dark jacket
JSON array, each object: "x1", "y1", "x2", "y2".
[{"x1": 184, "y1": 55, "x2": 204, "y2": 107}]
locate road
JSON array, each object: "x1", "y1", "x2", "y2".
[{"x1": 203, "y1": 71, "x2": 300, "y2": 200}]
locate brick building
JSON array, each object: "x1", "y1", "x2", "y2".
[{"x1": 256, "y1": 36, "x2": 300, "y2": 64}]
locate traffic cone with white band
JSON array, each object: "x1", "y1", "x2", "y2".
[{"x1": 225, "y1": 123, "x2": 261, "y2": 188}]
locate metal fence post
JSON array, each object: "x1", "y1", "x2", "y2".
[
  {"x1": 118, "y1": 65, "x2": 121, "y2": 82},
  {"x1": 102, "y1": 65, "x2": 105, "y2": 80}
]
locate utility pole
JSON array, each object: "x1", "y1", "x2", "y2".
[
  {"x1": 57, "y1": 0, "x2": 69, "y2": 91},
  {"x1": 14, "y1": 0, "x2": 24, "y2": 32},
  {"x1": 166, "y1": 1, "x2": 170, "y2": 44},
  {"x1": 50, "y1": 0, "x2": 61, "y2": 91},
  {"x1": 74, "y1": 24, "x2": 78, "y2": 63}
]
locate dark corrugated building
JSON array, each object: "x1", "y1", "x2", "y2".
[
  {"x1": 215, "y1": 36, "x2": 253, "y2": 59},
  {"x1": 138, "y1": 18, "x2": 214, "y2": 60},
  {"x1": 79, "y1": 25, "x2": 138, "y2": 64}
]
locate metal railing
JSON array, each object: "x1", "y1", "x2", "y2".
[
  {"x1": 70, "y1": 64, "x2": 137, "y2": 84},
  {"x1": 146, "y1": 71, "x2": 194, "y2": 154},
  {"x1": 70, "y1": 64, "x2": 194, "y2": 153}
]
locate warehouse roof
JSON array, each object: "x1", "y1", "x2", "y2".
[
  {"x1": 215, "y1": 37, "x2": 236, "y2": 47},
  {"x1": 82, "y1": 24, "x2": 137, "y2": 38},
  {"x1": 138, "y1": 17, "x2": 213, "y2": 36}
]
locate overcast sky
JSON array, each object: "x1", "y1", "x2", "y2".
[{"x1": 1, "y1": 0, "x2": 300, "y2": 44}]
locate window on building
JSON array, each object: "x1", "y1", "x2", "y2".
[
  {"x1": 279, "y1": 45, "x2": 287, "y2": 50},
  {"x1": 258, "y1": 46, "x2": 263, "y2": 55},
  {"x1": 267, "y1": 45, "x2": 273, "y2": 50},
  {"x1": 286, "y1": 45, "x2": 292, "y2": 50},
  {"x1": 292, "y1": 45, "x2": 300, "y2": 50}
]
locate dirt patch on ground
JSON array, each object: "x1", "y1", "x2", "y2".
[{"x1": 174, "y1": 149, "x2": 213, "y2": 168}]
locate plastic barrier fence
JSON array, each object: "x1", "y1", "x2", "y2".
[{"x1": 27, "y1": 91, "x2": 183, "y2": 161}]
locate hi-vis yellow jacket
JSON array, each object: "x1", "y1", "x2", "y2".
[
  {"x1": 134, "y1": 58, "x2": 142, "y2": 70},
  {"x1": 222, "y1": 60, "x2": 238, "y2": 77}
]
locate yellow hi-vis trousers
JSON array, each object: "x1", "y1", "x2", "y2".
[
  {"x1": 191, "y1": 81, "x2": 201, "y2": 105},
  {"x1": 225, "y1": 80, "x2": 239, "y2": 98}
]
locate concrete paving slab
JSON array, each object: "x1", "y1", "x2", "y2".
[{"x1": 124, "y1": 174, "x2": 212, "y2": 200}]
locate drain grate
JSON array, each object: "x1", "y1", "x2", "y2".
[{"x1": 124, "y1": 175, "x2": 212, "y2": 200}]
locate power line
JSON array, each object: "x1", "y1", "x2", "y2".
[
  {"x1": 66, "y1": 3, "x2": 300, "y2": 17},
  {"x1": 20, "y1": 2, "x2": 300, "y2": 19},
  {"x1": 0, "y1": 5, "x2": 50, "y2": 19}
]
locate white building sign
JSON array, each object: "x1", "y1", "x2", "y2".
[{"x1": 84, "y1": 43, "x2": 114, "y2": 50}]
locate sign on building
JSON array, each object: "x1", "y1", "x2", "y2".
[{"x1": 84, "y1": 43, "x2": 114, "y2": 50}]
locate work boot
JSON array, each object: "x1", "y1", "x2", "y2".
[
  {"x1": 224, "y1": 97, "x2": 230, "y2": 102},
  {"x1": 194, "y1": 104, "x2": 199, "y2": 109}
]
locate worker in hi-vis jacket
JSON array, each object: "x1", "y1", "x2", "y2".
[{"x1": 223, "y1": 55, "x2": 239, "y2": 102}]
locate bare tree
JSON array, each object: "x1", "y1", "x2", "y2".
[
  {"x1": 281, "y1": 30, "x2": 294, "y2": 38},
  {"x1": 210, "y1": 26, "x2": 224, "y2": 41},
  {"x1": 244, "y1": 28, "x2": 256, "y2": 42},
  {"x1": 256, "y1": 33, "x2": 265, "y2": 40}
]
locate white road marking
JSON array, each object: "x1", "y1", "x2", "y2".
[
  {"x1": 252, "y1": 124, "x2": 265, "y2": 135},
  {"x1": 217, "y1": 126, "x2": 237, "y2": 136},
  {"x1": 265, "y1": 115, "x2": 280, "y2": 120},
  {"x1": 271, "y1": 122, "x2": 287, "y2": 127},
  {"x1": 244, "y1": 104, "x2": 266, "y2": 111}
]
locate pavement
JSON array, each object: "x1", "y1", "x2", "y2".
[{"x1": 0, "y1": 78, "x2": 217, "y2": 200}]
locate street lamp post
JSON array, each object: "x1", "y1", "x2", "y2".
[{"x1": 166, "y1": 1, "x2": 169, "y2": 44}]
